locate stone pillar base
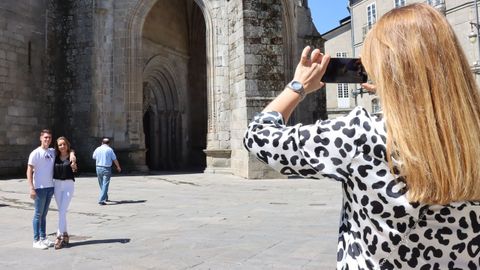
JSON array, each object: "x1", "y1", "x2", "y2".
[
  {"x1": 203, "y1": 149, "x2": 232, "y2": 175},
  {"x1": 117, "y1": 147, "x2": 149, "y2": 173}
]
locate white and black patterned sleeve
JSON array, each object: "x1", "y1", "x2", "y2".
[{"x1": 244, "y1": 106, "x2": 379, "y2": 181}]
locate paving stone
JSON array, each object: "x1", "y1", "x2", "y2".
[{"x1": 0, "y1": 173, "x2": 342, "y2": 269}]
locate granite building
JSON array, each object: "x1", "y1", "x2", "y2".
[{"x1": 0, "y1": 0, "x2": 324, "y2": 178}]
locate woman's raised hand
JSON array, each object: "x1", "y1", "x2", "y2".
[{"x1": 293, "y1": 46, "x2": 330, "y2": 94}]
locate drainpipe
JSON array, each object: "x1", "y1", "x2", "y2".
[{"x1": 473, "y1": 0, "x2": 480, "y2": 72}]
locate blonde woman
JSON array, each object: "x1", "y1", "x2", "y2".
[
  {"x1": 244, "y1": 3, "x2": 480, "y2": 269},
  {"x1": 53, "y1": 136, "x2": 77, "y2": 249}
]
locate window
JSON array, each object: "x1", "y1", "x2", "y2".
[
  {"x1": 336, "y1": 51, "x2": 350, "y2": 108},
  {"x1": 337, "y1": 84, "x2": 349, "y2": 98},
  {"x1": 394, "y1": 0, "x2": 406, "y2": 8},
  {"x1": 337, "y1": 83, "x2": 349, "y2": 108},
  {"x1": 427, "y1": 0, "x2": 445, "y2": 6},
  {"x1": 426, "y1": 0, "x2": 446, "y2": 14},
  {"x1": 367, "y1": 3, "x2": 377, "y2": 28}
]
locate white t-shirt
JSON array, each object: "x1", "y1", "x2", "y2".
[{"x1": 28, "y1": 147, "x2": 55, "y2": 189}]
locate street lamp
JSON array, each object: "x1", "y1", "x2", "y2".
[
  {"x1": 352, "y1": 87, "x2": 367, "y2": 106},
  {"x1": 352, "y1": 86, "x2": 380, "y2": 112},
  {"x1": 468, "y1": 24, "x2": 478, "y2": 44}
]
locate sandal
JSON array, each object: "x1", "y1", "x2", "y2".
[
  {"x1": 63, "y1": 233, "x2": 69, "y2": 245},
  {"x1": 54, "y1": 236, "x2": 64, "y2": 250}
]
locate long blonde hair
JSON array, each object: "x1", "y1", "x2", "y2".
[{"x1": 361, "y1": 3, "x2": 480, "y2": 204}]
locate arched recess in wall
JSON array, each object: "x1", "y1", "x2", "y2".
[
  {"x1": 122, "y1": 0, "x2": 214, "y2": 152},
  {"x1": 121, "y1": 0, "x2": 213, "y2": 170},
  {"x1": 190, "y1": 0, "x2": 216, "y2": 133},
  {"x1": 143, "y1": 57, "x2": 182, "y2": 170}
]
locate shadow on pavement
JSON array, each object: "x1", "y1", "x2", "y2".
[
  {"x1": 106, "y1": 200, "x2": 147, "y2": 205},
  {"x1": 67, "y1": 238, "x2": 131, "y2": 247}
]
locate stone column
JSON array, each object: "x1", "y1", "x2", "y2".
[
  {"x1": 203, "y1": 0, "x2": 234, "y2": 174},
  {"x1": 92, "y1": 0, "x2": 114, "y2": 139},
  {"x1": 93, "y1": 0, "x2": 148, "y2": 172}
]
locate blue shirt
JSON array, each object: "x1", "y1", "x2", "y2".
[{"x1": 92, "y1": 144, "x2": 117, "y2": 167}]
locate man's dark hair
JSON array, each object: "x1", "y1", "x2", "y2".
[
  {"x1": 102, "y1": 137, "x2": 110, "y2": 144},
  {"x1": 40, "y1": 129, "x2": 52, "y2": 136}
]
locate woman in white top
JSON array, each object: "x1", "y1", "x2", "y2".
[{"x1": 53, "y1": 136, "x2": 77, "y2": 249}]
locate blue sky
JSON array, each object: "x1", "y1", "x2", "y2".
[{"x1": 309, "y1": 1, "x2": 351, "y2": 34}]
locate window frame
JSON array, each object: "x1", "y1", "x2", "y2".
[
  {"x1": 367, "y1": 2, "x2": 377, "y2": 27},
  {"x1": 337, "y1": 83, "x2": 349, "y2": 99},
  {"x1": 394, "y1": 0, "x2": 406, "y2": 8}
]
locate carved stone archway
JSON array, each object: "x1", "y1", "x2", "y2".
[
  {"x1": 118, "y1": 0, "x2": 214, "y2": 171},
  {"x1": 143, "y1": 56, "x2": 183, "y2": 170}
]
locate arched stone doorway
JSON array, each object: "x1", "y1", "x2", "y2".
[
  {"x1": 141, "y1": 0, "x2": 207, "y2": 171},
  {"x1": 143, "y1": 69, "x2": 182, "y2": 170}
]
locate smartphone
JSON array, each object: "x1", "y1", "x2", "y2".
[{"x1": 322, "y1": 58, "x2": 368, "y2": 84}]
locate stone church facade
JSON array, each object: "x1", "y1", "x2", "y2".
[{"x1": 0, "y1": 0, "x2": 324, "y2": 178}]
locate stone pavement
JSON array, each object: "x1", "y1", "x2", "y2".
[{"x1": 0, "y1": 173, "x2": 342, "y2": 270}]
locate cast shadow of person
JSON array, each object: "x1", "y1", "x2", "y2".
[
  {"x1": 67, "y1": 238, "x2": 131, "y2": 248},
  {"x1": 106, "y1": 199, "x2": 147, "y2": 205}
]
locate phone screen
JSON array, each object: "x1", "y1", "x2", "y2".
[{"x1": 322, "y1": 58, "x2": 368, "y2": 84}]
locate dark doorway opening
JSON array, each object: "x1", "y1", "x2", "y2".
[
  {"x1": 143, "y1": 108, "x2": 152, "y2": 169},
  {"x1": 141, "y1": 1, "x2": 207, "y2": 172}
]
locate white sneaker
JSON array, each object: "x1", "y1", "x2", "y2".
[
  {"x1": 41, "y1": 238, "x2": 54, "y2": 247},
  {"x1": 33, "y1": 240, "x2": 48, "y2": 249}
]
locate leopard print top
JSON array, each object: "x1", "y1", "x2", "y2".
[{"x1": 244, "y1": 106, "x2": 480, "y2": 269}]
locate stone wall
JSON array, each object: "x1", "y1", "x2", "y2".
[
  {"x1": 203, "y1": 0, "x2": 233, "y2": 174},
  {"x1": 0, "y1": 1, "x2": 48, "y2": 176},
  {"x1": 0, "y1": 0, "x2": 323, "y2": 178},
  {"x1": 47, "y1": 0, "x2": 94, "y2": 171},
  {"x1": 239, "y1": 0, "x2": 287, "y2": 178},
  {"x1": 227, "y1": 0, "x2": 248, "y2": 177},
  {"x1": 288, "y1": 1, "x2": 327, "y2": 125},
  {"x1": 0, "y1": 0, "x2": 95, "y2": 177},
  {"x1": 237, "y1": 0, "x2": 324, "y2": 178}
]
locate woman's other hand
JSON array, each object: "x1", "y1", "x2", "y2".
[{"x1": 361, "y1": 82, "x2": 377, "y2": 94}]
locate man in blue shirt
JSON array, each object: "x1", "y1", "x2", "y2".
[{"x1": 92, "y1": 138, "x2": 121, "y2": 205}]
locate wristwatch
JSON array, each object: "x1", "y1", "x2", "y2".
[{"x1": 287, "y1": 80, "x2": 305, "y2": 100}]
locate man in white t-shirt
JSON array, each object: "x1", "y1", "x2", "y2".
[{"x1": 26, "y1": 129, "x2": 76, "y2": 250}]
